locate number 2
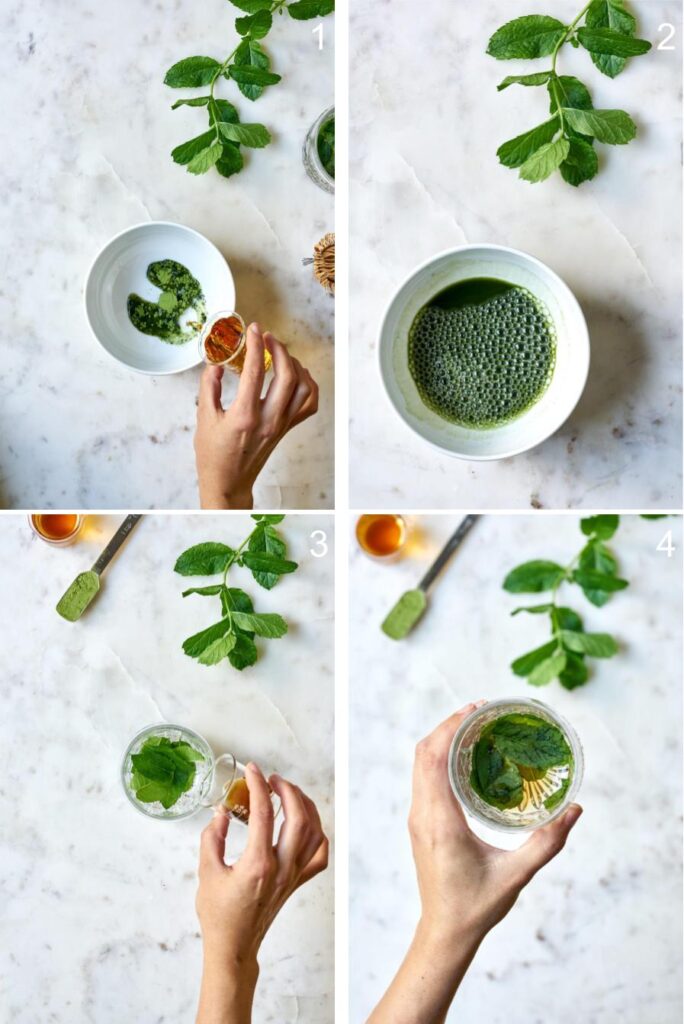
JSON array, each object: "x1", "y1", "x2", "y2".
[
  {"x1": 656, "y1": 530, "x2": 675, "y2": 558},
  {"x1": 657, "y1": 23, "x2": 676, "y2": 50},
  {"x1": 312, "y1": 23, "x2": 324, "y2": 50},
  {"x1": 310, "y1": 530, "x2": 328, "y2": 557}
]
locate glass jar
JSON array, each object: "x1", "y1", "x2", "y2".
[
  {"x1": 121, "y1": 724, "x2": 279, "y2": 823},
  {"x1": 28, "y1": 513, "x2": 84, "y2": 546},
  {"x1": 448, "y1": 698, "x2": 584, "y2": 832},
  {"x1": 199, "y1": 311, "x2": 271, "y2": 373},
  {"x1": 303, "y1": 105, "x2": 334, "y2": 193},
  {"x1": 356, "y1": 514, "x2": 407, "y2": 560}
]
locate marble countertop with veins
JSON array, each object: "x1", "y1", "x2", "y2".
[
  {"x1": 0, "y1": 1, "x2": 334, "y2": 509},
  {"x1": 349, "y1": 513, "x2": 682, "y2": 1024},
  {"x1": 0, "y1": 513, "x2": 334, "y2": 1023},
  {"x1": 350, "y1": 0, "x2": 682, "y2": 509}
]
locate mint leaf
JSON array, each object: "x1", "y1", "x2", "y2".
[
  {"x1": 549, "y1": 75, "x2": 593, "y2": 112},
  {"x1": 487, "y1": 15, "x2": 567, "y2": 59},
  {"x1": 217, "y1": 144, "x2": 244, "y2": 178},
  {"x1": 171, "y1": 130, "x2": 218, "y2": 166},
  {"x1": 248, "y1": 523, "x2": 288, "y2": 588},
  {"x1": 175, "y1": 542, "x2": 235, "y2": 576},
  {"x1": 131, "y1": 739, "x2": 202, "y2": 809},
  {"x1": 236, "y1": 8, "x2": 273, "y2": 38},
  {"x1": 528, "y1": 650, "x2": 567, "y2": 686},
  {"x1": 510, "y1": 603, "x2": 553, "y2": 615},
  {"x1": 560, "y1": 630, "x2": 618, "y2": 657},
  {"x1": 561, "y1": 138, "x2": 599, "y2": 186},
  {"x1": 497, "y1": 118, "x2": 560, "y2": 169},
  {"x1": 227, "y1": 64, "x2": 281, "y2": 88},
  {"x1": 580, "y1": 514, "x2": 620, "y2": 540},
  {"x1": 221, "y1": 587, "x2": 255, "y2": 615},
  {"x1": 172, "y1": 96, "x2": 211, "y2": 109},
  {"x1": 519, "y1": 137, "x2": 570, "y2": 182},
  {"x1": 232, "y1": 611, "x2": 288, "y2": 638},
  {"x1": 228, "y1": 631, "x2": 258, "y2": 670},
  {"x1": 472, "y1": 741, "x2": 523, "y2": 810},
  {"x1": 511, "y1": 639, "x2": 559, "y2": 676},
  {"x1": 209, "y1": 98, "x2": 239, "y2": 125},
  {"x1": 497, "y1": 71, "x2": 552, "y2": 91},
  {"x1": 218, "y1": 121, "x2": 272, "y2": 148},
  {"x1": 577, "y1": 541, "x2": 618, "y2": 606},
  {"x1": 187, "y1": 142, "x2": 223, "y2": 175},
  {"x1": 165, "y1": 56, "x2": 221, "y2": 88},
  {"x1": 252, "y1": 514, "x2": 286, "y2": 524},
  {"x1": 288, "y1": 0, "x2": 335, "y2": 19},
  {"x1": 182, "y1": 585, "x2": 224, "y2": 598},
  {"x1": 586, "y1": 0, "x2": 637, "y2": 77},
  {"x1": 576, "y1": 26, "x2": 650, "y2": 58},
  {"x1": 490, "y1": 715, "x2": 571, "y2": 767},
  {"x1": 552, "y1": 606, "x2": 583, "y2": 632},
  {"x1": 503, "y1": 560, "x2": 566, "y2": 593},
  {"x1": 571, "y1": 568, "x2": 628, "y2": 592},
  {"x1": 563, "y1": 107, "x2": 636, "y2": 144},
  {"x1": 559, "y1": 652, "x2": 589, "y2": 689},
  {"x1": 233, "y1": 39, "x2": 272, "y2": 100},
  {"x1": 183, "y1": 618, "x2": 233, "y2": 658},
  {"x1": 228, "y1": 0, "x2": 273, "y2": 11},
  {"x1": 198, "y1": 631, "x2": 237, "y2": 666},
  {"x1": 242, "y1": 550, "x2": 298, "y2": 581}
]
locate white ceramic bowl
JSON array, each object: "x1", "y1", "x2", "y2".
[
  {"x1": 378, "y1": 245, "x2": 590, "y2": 460},
  {"x1": 84, "y1": 222, "x2": 236, "y2": 374}
]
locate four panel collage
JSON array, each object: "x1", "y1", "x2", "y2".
[{"x1": 1, "y1": 2, "x2": 682, "y2": 1023}]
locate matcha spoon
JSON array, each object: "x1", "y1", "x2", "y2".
[
  {"x1": 381, "y1": 515, "x2": 479, "y2": 640},
  {"x1": 56, "y1": 514, "x2": 142, "y2": 622}
]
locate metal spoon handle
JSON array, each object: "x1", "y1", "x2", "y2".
[
  {"x1": 92, "y1": 515, "x2": 142, "y2": 576},
  {"x1": 419, "y1": 515, "x2": 479, "y2": 593}
]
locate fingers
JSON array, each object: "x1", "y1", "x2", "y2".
[
  {"x1": 285, "y1": 359, "x2": 319, "y2": 428},
  {"x1": 197, "y1": 364, "x2": 224, "y2": 417},
  {"x1": 510, "y1": 803, "x2": 583, "y2": 885},
  {"x1": 262, "y1": 333, "x2": 319, "y2": 429},
  {"x1": 296, "y1": 835, "x2": 330, "y2": 888},
  {"x1": 411, "y1": 702, "x2": 485, "y2": 812},
  {"x1": 199, "y1": 808, "x2": 230, "y2": 875},
  {"x1": 234, "y1": 323, "x2": 266, "y2": 413},
  {"x1": 244, "y1": 762, "x2": 275, "y2": 858},
  {"x1": 270, "y1": 773, "x2": 327, "y2": 883}
]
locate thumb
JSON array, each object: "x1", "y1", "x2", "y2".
[
  {"x1": 511, "y1": 803, "x2": 583, "y2": 885},
  {"x1": 199, "y1": 809, "x2": 230, "y2": 875},
  {"x1": 198, "y1": 364, "x2": 224, "y2": 416}
]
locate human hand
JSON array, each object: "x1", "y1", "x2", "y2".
[
  {"x1": 195, "y1": 323, "x2": 319, "y2": 509},
  {"x1": 196, "y1": 763, "x2": 328, "y2": 982},
  {"x1": 410, "y1": 702, "x2": 582, "y2": 949}
]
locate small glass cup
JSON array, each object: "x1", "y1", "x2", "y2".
[
  {"x1": 448, "y1": 698, "x2": 584, "y2": 833},
  {"x1": 199, "y1": 311, "x2": 272, "y2": 373},
  {"x1": 28, "y1": 513, "x2": 84, "y2": 547},
  {"x1": 121, "y1": 724, "x2": 279, "y2": 823},
  {"x1": 303, "y1": 105, "x2": 334, "y2": 193},
  {"x1": 356, "y1": 514, "x2": 407, "y2": 560}
]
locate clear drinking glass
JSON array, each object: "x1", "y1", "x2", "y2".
[
  {"x1": 303, "y1": 105, "x2": 334, "y2": 193},
  {"x1": 448, "y1": 698, "x2": 584, "y2": 832},
  {"x1": 356, "y1": 514, "x2": 407, "y2": 560},
  {"x1": 121, "y1": 724, "x2": 279, "y2": 823},
  {"x1": 198, "y1": 311, "x2": 272, "y2": 373}
]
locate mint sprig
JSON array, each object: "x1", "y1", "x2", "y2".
[
  {"x1": 504, "y1": 514, "x2": 627, "y2": 689},
  {"x1": 175, "y1": 515, "x2": 297, "y2": 671},
  {"x1": 488, "y1": 1, "x2": 651, "y2": 185},
  {"x1": 131, "y1": 736, "x2": 205, "y2": 810},
  {"x1": 164, "y1": 0, "x2": 335, "y2": 180}
]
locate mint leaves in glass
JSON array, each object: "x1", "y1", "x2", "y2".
[
  {"x1": 449, "y1": 699, "x2": 583, "y2": 831},
  {"x1": 304, "y1": 105, "x2": 335, "y2": 193},
  {"x1": 487, "y1": 2, "x2": 651, "y2": 185},
  {"x1": 122, "y1": 725, "x2": 213, "y2": 820}
]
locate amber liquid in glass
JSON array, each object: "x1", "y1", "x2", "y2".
[
  {"x1": 31, "y1": 514, "x2": 80, "y2": 541},
  {"x1": 203, "y1": 315, "x2": 272, "y2": 373},
  {"x1": 356, "y1": 515, "x2": 406, "y2": 557}
]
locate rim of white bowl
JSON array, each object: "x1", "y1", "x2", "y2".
[
  {"x1": 83, "y1": 220, "x2": 234, "y2": 376},
  {"x1": 377, "y1": 243, "x2": 590, "y2": 461}
]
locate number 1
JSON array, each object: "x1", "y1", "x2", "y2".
[{"x1": 313, "y1": 23, "x2": 324, "y2": 50}]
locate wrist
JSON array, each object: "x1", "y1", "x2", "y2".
[
  {"x1": 199, "y1": 485, "x2": 254, "y2": 510},
  {"x1": 413, "y1": 914, "x2": 487, "y2": 963},
  {"x1": 197, "y1": 950, "x2": 259, "y2": 1024}
]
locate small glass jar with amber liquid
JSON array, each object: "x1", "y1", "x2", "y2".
[
  {"x1": 28, "y1": 513, "x2": 84, "y2": 547},
  {"x1": 356, "y1": 514, "x2": 407, "y2": 560},
  {"x1": 199, "y1": 311, "x2": 272, "y2": 374}
]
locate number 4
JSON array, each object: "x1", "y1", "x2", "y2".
[{"x1": 656, "y1": 530, "x2": 675, "y2": 558}]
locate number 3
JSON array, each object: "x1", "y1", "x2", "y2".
[{"x1": 310, "y1": 530, "x2": 328, "y2": 557}]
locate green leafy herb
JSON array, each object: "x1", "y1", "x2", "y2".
[
  {"x1": 175, "y1": 516, "x2": 298, "y2": 670},
  {"x1": 488, "y1": 1, "x2": 651, "y2": 185},
  {"x1": 470, "y1": 713, "x2": 573, "y2": 812},
  {"x1": 131, "y1": 736, "x2": 205, "y2": 810},
  {"x1": 504, "y1": 515, "x2": 629, "y2": 689},
  {"x1": 165, "y1": 0, "x2": 335, "y2": 180}
]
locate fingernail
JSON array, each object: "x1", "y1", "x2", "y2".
[
  {"x1": 475, "y1": 699, "x2": 487, "y2": 708},
  {"x1": 246, "y1": 762, "x2": 260, "y2": 774},
  {"x1": 248, "y1": 322, "x2": 262, "y2": 338},
  {"x1": 457, "y1": 702, "x2": 477, "y2": 714}
]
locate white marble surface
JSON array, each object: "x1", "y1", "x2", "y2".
[
  {"x1": 349, "y1": 514, "x2": 682, "y2": 1023},
  {"x1": 350, "y1": 0, "x2": 682, "y2": 509},
  {"x1": 0, "y1": 2, "x2": 334, "y2": 509},
  {"x1": 0, "y1": 513, "x2": 334, "y2": 1023}
]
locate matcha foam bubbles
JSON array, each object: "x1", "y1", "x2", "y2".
[{"x1": 408, "y1": 279, "x2": 556, "y2": 428}]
